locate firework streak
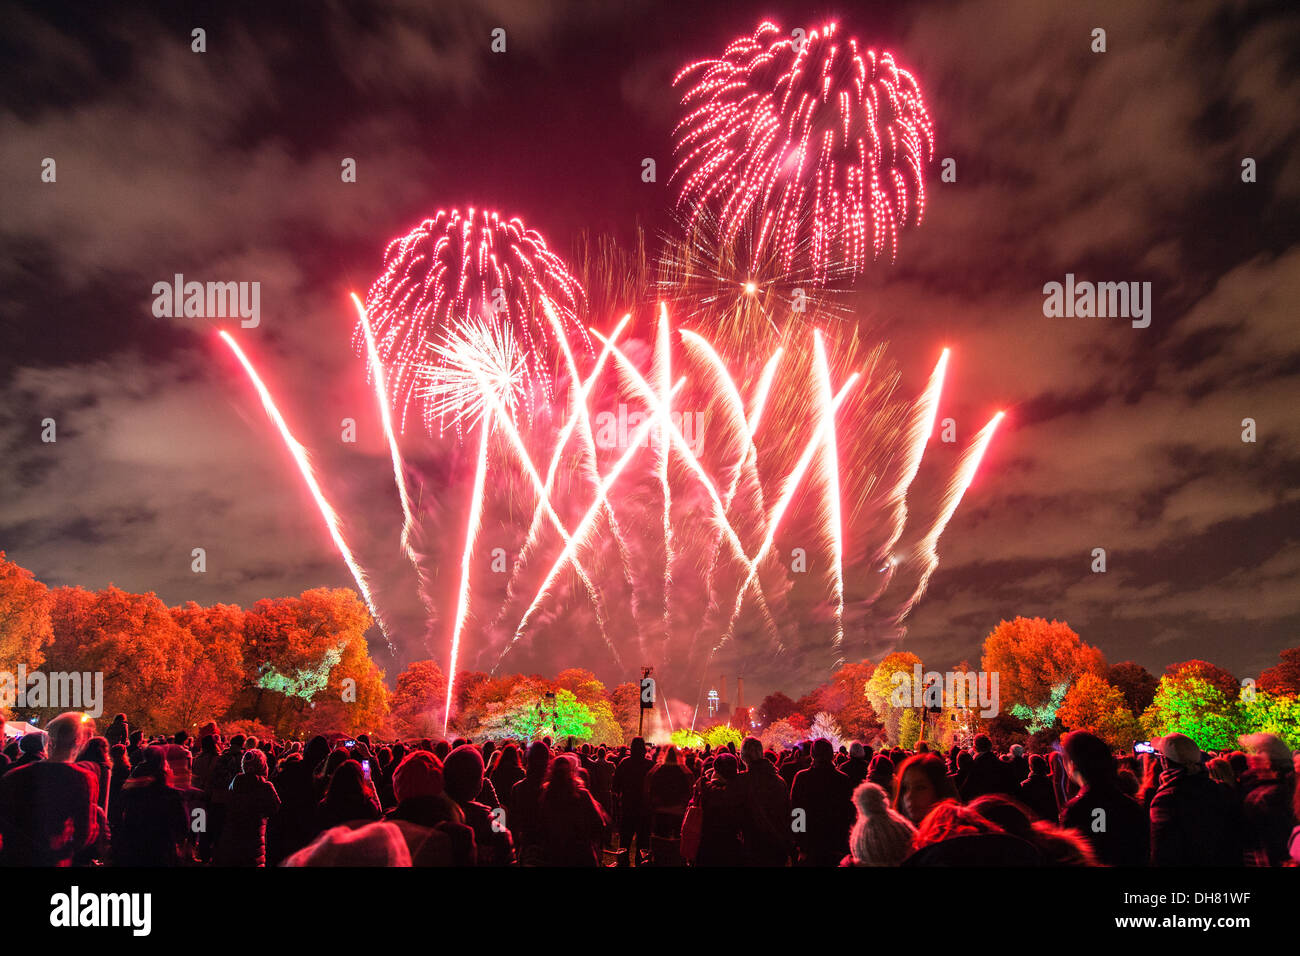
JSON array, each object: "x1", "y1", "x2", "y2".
[{"x1": 219, "y1": 331, "x2": 393, "y2": 647}]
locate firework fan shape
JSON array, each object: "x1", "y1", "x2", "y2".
[
  {"x1": 672, "y1": 20, "x2": 935, "y2": 284},
  {"x1": 357, "y1": 207, "x2": 588, "y2": 435}
]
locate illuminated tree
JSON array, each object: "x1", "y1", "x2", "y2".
[
  {"x1": 898, "y1": 708, "x2": 921, "y2": 750},
  {"x1": 810, "y1": 711, "x2": 844, "y2": 750},
  {"x1": 479, "y1": 687, "x2": 596, "y2": 743},
  {"x1": 866, "y1": 652, "x2": 922, "y2": 745},
  {"x1": 1141, "y1": 675, "x2": 1242, "y2": 750},
  {"x1": 760, "y1": 718, "x2": 803, "y2": 751},
  {"x1": 389, "y1": 659, "x2": 448, "y2": 739},
  {"x1": 1009, "y1": 682, "x2": 1070, "y2": 735},
  {"x1": 1058, "y1": 673, "x2": 1142, "y2": 750},
  {"x1": 1237, "y1": 690, "x2": 1300, "y2": 750},
  {"x1": 46, "y1": 585, "x2": 198, "y2": 732},
  {"x1": 1164, "y1": 660, "x2": 1239, "y2": 702},
  {"x1": 240, "y1": 588, "x2": 386, "y2": 737},
  {"x1": 671, "y1": 728, "x2": 705, "y2": 749},
  {"x1": 555, "y1": 667, "x2": 607, "y2": 706},
  {"x1": 981, "y1": 617, "x2": 1107, "y2": 714},
  {"x1": 827, "y1": 659, "x2": 882, "y2": 740},
  {"x1": 1258, "y1": 648, "x2": 1300, "y2": 697},
  {"x1": 0, "y1": 551, "x2": 54, "y2": 673},
  {"x1": 609, "y1": 682, "x2": 642, "y2": 743},
  {"x1": 170, "y1": 601, "x2": 246, "y2": 730},
  {"x1": 701, "y1": 724, "x2": 744, "y2": 750}
]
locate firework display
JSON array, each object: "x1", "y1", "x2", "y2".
[
  {"x1": 672, "y1": 20, "x2": 934, "y2": 284},
  {"x1": 220, "y1": 19, "x2": 988, "y2": 735},
  {"x1": 357, "y1": 208, "x2": 589, "y2": 436}
]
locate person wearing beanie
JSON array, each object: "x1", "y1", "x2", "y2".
[
  {"x1": 382, "y1": 752, "x2": 474, "y2": 866},
  {"x1": 443, "y1": 744, "x2": 514, "y2": 865},
  {"x1": 1236, "y1": 732, "x2": 1296, "y2": 866},
  {"x1": 1149, "y1": 732, "x2": 1242, "y2": 866},
  {"x1": 843, "y1": 782, "x2": 916, "y2": 866},
  {"x1": 844, "y1": 742, "x2": 870, "y2": 787}
]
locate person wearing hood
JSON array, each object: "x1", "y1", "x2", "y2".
[
  {"x1": 444, "y1": 744, "x2": 514, "y2": 865},
  {"x1": 213, "y1": 748, "x2": 281, "y2": 866},
  {"x1": 1148, "y1": 732, "x2": 1242, "y2": 866},
  {"x1": 1018, "y1": 753, "x2": 1059, "y2": 823},
  {"x1": 613, "y1": 736, "x2": 653, "y2": 865},
  {"x1": 1236, "y1": 732, "x2": 1296, "y2": 866},
  {"x1": 1058, "y1": 731, "x2": 1148, "y2": 866},
  {"x1": 115, "y1": 745, "x2": 189, "y2": 867},
  {"x1": 383, "y1": 751, "x2": 475, "y2": 866}
]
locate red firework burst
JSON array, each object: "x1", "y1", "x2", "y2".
[
  {"x1": 672, "y1": 20, "x2": 934, "y2": 283},
  {"x1": 357, "y1": 208, "x2": 588, "y2": 435}
]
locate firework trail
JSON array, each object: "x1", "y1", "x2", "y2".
[
  {"x1": 869, "y1": 348, "x2": 948, "y2": 597},
  {"x1": 653, "y1": 307, "x2": 674, "y2": 653},
  {"x1": 499, "y1": 378, "x2": 688, "y2": 667},
  {"x1": 716, "y1": 372, "x2": 860, "y2": 653},
  {"x1": 594, "y1": 331, "x2": 779, "y2": 638},
  {"x1": 351, "y1": 294, "x2": 426, "y2": 589},
  {"x1": 672, "y1": 20, "x2": 934, "y2": 283},
  {"x1": 462, "y1": 347, "x2": 621, "y2": 668},
  {"x1": 219, "y1": 331, "x2": 392, "y2": 646},
  {"x1": 813, "y1": 331, "x2": 846, "y2": 650},
  {"x1": 444, "y1": 411, "x2": 491, "y2": 733},
  {"x1": 679, "y1": 331, "x2": 777, "y2": 655},
  {"x1": 359, "y1": 207, "x2": 588, "y2": 435},
  {"x1": 899, "y1": 410, "x2": 1004, "y2": 615}
]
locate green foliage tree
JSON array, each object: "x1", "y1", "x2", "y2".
[{"x1": 1142, "y1": 675, "x2": 1242, "y2": 750}]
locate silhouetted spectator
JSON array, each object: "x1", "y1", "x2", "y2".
[
  {"x1": 1058, "y1": 731, "x2": 1148, "y2": 866},
  {"x1": 843, "y1": 782, "x2": 915, "y2": 867},
  {"x1": 790, "y1": 737, "x2": 855, "y2": 866},
  {"x1": 1148, "y1": 733, "x2": 1242, "y2": 866}
]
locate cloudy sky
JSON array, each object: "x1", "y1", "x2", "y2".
[{"x1": 2, "y1": 0, "x2": 1297, "y2": 704}]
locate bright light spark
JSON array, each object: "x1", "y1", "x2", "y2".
[
  {"x1": 444, "y1": 411, "x2": 492, "y2": 735},
  {"x1": 813, "y1": 330, "x2": 846, "y2": 649},
  {"x1": 901, "y1": 410, "x2": 1005, "y2": 614},
  {"x1": 219, "y1": 330, "x2": 391, "y2": 646}
]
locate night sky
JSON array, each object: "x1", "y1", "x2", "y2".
[{"x1": 2, "y1": 0, "x2": 1298, "y2": 705}]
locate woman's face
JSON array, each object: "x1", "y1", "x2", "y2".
[{"x1": 900, "y1": 768, "x2": 937, "y2": 823}]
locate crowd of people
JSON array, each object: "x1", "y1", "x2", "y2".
[{"x1": 2, "y1": 711, "x2": 1297, "y2": 867}]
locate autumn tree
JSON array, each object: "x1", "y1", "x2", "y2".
[
  {"x1": 1107, "y1": 661, "x2": 1159, "y2": 717},
  {"x1": 609, "y1": 681, "x2": 641, "y2": 743},
  {"x1": 1238, "y1": 690, "x2": 1300, "y2": 749},
  {"x1": 169, "y1": 601, "x2": 246, "y2": 729},
  {"x1": 866, "y1": 652, "x2": 922, "y2": 745},
  {"x1": 46, "y1": 585, "x2": 199, "y2": 732},
  {"x1": 1257, "y1": 647, "x2": 1300, "y2": 697},
  {"x1": 827, "y1": 659, "x2": 882, "y2": 740},
  {"x1": 1163, "y1": 660, "x2": 1239, "y2": 702},
  {"x1": 389, "y1": 659, "x2": 448, "y2": 739},
  {"x1": 757, "y1": 691, "x2": 797, "y2": 726},
  {"x1": 241, "y1": 588, "x2": 386, "y2": 737},
  {"x1": 0, "y1": 552, "x2": 54, "y2": 673},
  {"x1": 1057, "y1": 673, "x2": 1142, "y2": 750},
  {"x1": 980, "y1": 617, "x2": 1107, "y2": 718}
]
